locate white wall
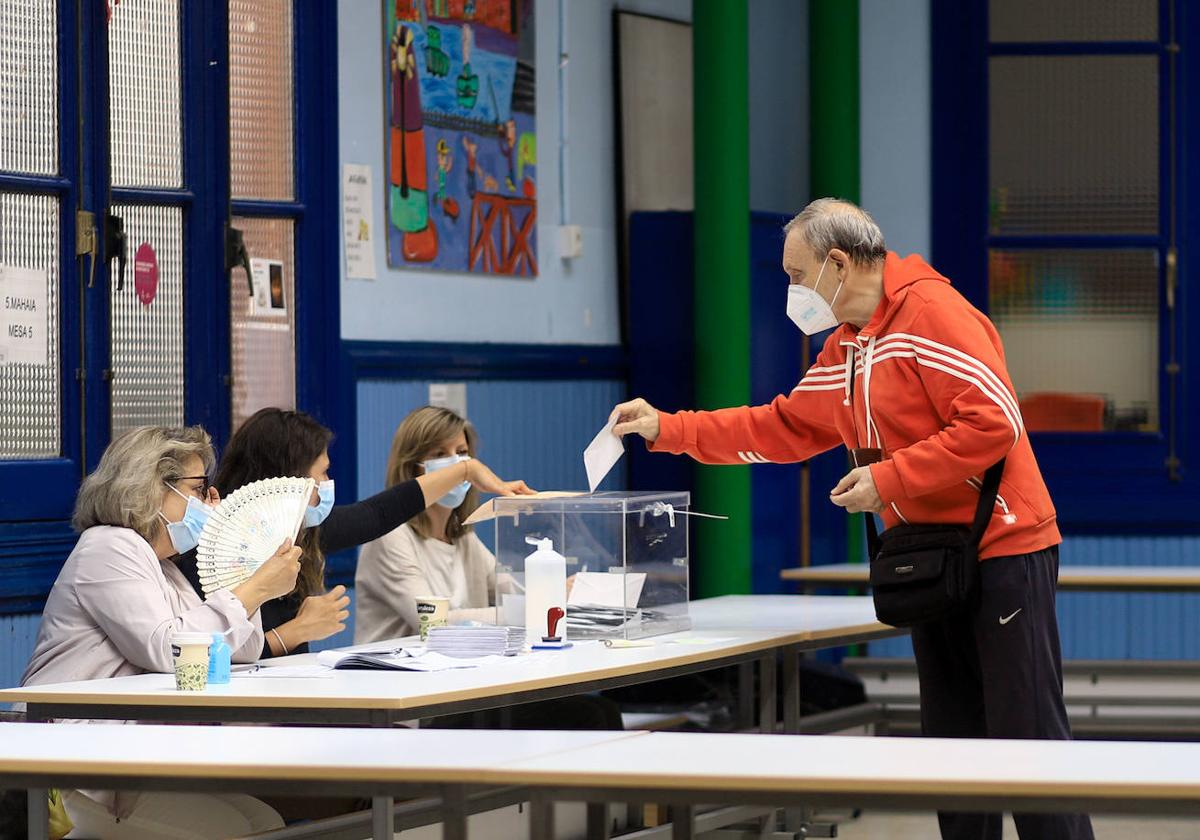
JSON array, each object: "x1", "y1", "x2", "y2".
[
  {"x1": 860, "y1": 0, "x2": 931, "y2": 257},
  {"x1": 337, "y1": 0, "x2": 689, "y2": 345}
]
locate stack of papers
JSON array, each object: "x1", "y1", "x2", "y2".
[
  {"x1": 567, "y1": 606, "x2": 639, "y2": 628},
  {"x1": 565, "y1": 606, "x2": 676, "y2": 638},
  {"x1": 427, "y1": 625, "x2": 525, "y2": 658}
]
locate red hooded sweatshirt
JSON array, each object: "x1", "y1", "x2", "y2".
[{"x1": 651, "y1": 252, "x2": 1060, "y2": 561}]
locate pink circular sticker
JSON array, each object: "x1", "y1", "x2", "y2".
[{"x1": 133, "y1": 242, "x2": 158, "y2": 306}]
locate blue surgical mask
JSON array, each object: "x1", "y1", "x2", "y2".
[
  {"x1": 421, "y1": 454, "x2": 472, "y2": 510},
  {"x1": 304, "y1": 479, "x2": 335, "y2": 527},
  {"x1": 158, "y1": 483, "x2": 212, "y2": 555}
]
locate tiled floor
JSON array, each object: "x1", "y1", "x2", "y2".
[{"x1": 831, "y1": 810, "x2": 1200, "y2": 839}]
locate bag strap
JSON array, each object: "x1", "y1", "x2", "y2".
[
  {"x1": 864, "y1": 495, "x2": 882, "y2": 560},
  {"x1": 862, "y1": 458, "x2": 1006, "y2": 559},
  {"x1": 969, "y1": 458, "x2": 1006, "y2": 544}
]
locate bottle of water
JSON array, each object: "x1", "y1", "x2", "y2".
[{"x1": 523, "y1": 536, "x2": 567, "y2": 646}]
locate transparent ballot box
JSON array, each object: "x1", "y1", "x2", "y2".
[{"x1": 494, "y1": 492, "x2": 692, "y2": 641}]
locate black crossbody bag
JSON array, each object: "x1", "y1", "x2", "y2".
[{"x1": 862, "y1": 457, "x2": 1004, "y2": 627}]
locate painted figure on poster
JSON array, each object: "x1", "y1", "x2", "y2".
[
  {"x1": 499, "y1": 118, "x2": 517, "y2": 192},
  {"x1": 456, "y1": 25, "x2": 480, "y2": 110},
  {"x1": 389, "y1": 20, "x2": 437, "y2": 261},
  {"x1": 435, "y1": 138, "x2": 459, "y2": 220},
  {"x1": 517, "y1": 132, "x2": 536, "y2": 182},
  {"x1": 425, "y1": 25, "x2": 450, "y2": 78},
  {"x1": 461, "y1": 134, "x2": 480, "y2": 198}
]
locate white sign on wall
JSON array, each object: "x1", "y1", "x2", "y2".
[
  {"x1": 0, "y1": 265, "x2": 49, "y2": 366},
  {"x1": 429, "y1": 383, "x2": 467, "y2": 419},
  {"x1": 342, "y1": 163, "x2": 377, "y2": 280}
]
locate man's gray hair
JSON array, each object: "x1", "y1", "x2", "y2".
[
  {"x1": 73, "y1": 425, "x2": 214, "y2": 540},
  {"x1": 784, "y1": 198, "x2": 887, "y2": 265}
]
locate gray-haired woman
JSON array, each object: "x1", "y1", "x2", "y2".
[{"x1": 21, "y1": 425, "x2": 301, "y2": 839}]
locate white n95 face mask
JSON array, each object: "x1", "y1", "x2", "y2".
[{"x1": 786, "y1": 255, "x2": 843, "y2": 335}]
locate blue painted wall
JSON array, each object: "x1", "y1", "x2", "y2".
[{"x1": 0, "y1": 613, "x2": 40, "y2": 690}]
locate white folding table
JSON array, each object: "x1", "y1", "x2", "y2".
[
  {"x1": 3, "y1": 595, "x2": 902, "y2": 736},
  {"x1": 2, "y1": 595, "x2": 905, "y2": 840},
  {"x1": 7, "y1": 723, "x2": 1200, "y2": 840}
]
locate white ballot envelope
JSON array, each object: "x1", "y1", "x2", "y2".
[
  {"x1": 584, "y1": 412, "x2": 625, "y2": 492},
  {"x1": 567, "y1": 571, "x2": 647, "y2": 609}
]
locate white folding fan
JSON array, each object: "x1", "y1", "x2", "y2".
[{"x1": 195, "y1": 477, "x2": 315, "y2": 595}]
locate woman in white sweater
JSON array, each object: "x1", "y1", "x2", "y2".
[
  {"x1": 355, "y1": 408, "x2": 623, "y2": 732},
  {"x1": 21, "y1": 425, "x2": 302, "y2": 839},
  {"x1": 355, "y1": 406, "x2": 504, "y2": 642}
]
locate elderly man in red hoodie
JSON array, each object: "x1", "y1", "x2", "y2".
[{"x1": 613, "y1": 198, "x2": 1094, "y2": 840}]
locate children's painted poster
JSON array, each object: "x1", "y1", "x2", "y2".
[{"x1": 385, "y1": 0, "x2": 537, "y2": 277}]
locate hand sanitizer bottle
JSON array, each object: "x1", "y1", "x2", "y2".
[
  {"x1": 208, "y1": 632, "x2": 232, "y2": 684},
  {"x1": 523, "y1": 536, "x2": 567, "y2": 647}
]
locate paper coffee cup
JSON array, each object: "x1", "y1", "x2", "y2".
[
  {"x1": 171, "y1": 632, "x2": 212, "y2": 691},
  {"x1": 415, "y1": 595, "x2": 450, "y2": 641}
]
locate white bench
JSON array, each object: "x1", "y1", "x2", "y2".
[
  {"x1": 781, "y1": 563, "x2": 1200, "y2": 592},
  {"x1": 847, "y1": 657, "x2": 1200, "y2": 737}
]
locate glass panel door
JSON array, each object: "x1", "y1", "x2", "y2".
[
  {"x1": 106, "y1": 0, "x2": 188, "y2": 437},
  {"x1": 228, "y1": 0, "x2": 298, "y2": 430}
]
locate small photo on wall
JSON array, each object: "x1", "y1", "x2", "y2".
[
  {"x1": 269, "y1": 263, "x2": 285, "y2": 311},
  {"x1": 250, "y1": 258, "x2": 288, "y2": 318}
]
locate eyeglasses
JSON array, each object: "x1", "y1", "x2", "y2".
[{"x1": 172, "y1": 475, "x2": 211, "y2": 499}]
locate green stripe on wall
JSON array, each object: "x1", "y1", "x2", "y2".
[{"x1": 809, "y1": 0, "x2": 863, "y2": 565}]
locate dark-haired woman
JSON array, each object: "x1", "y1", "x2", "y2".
[{"x1": 179, "y1": 407, "x2": 533, "y2": 657}]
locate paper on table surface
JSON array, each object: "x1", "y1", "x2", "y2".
[
  {"x1": 315, "y1": 648, "x2": 512, "y2": 671},
  {"x1": 584, "y1": 413, "x2": 625, "y2": 493},
  {"x1": 567, "y1": 571, "x2": 646, "y2": 609},
  {"x1": 464, "y1": 491, "x2": 584, "y2": 525}
]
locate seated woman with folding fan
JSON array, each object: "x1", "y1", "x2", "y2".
[
  {"x1": 179, "y1": 407, "x2": 535, "y2": 658},
  {"x1": 20, "y1": 425, "x2": 301, "y2": 837}
]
